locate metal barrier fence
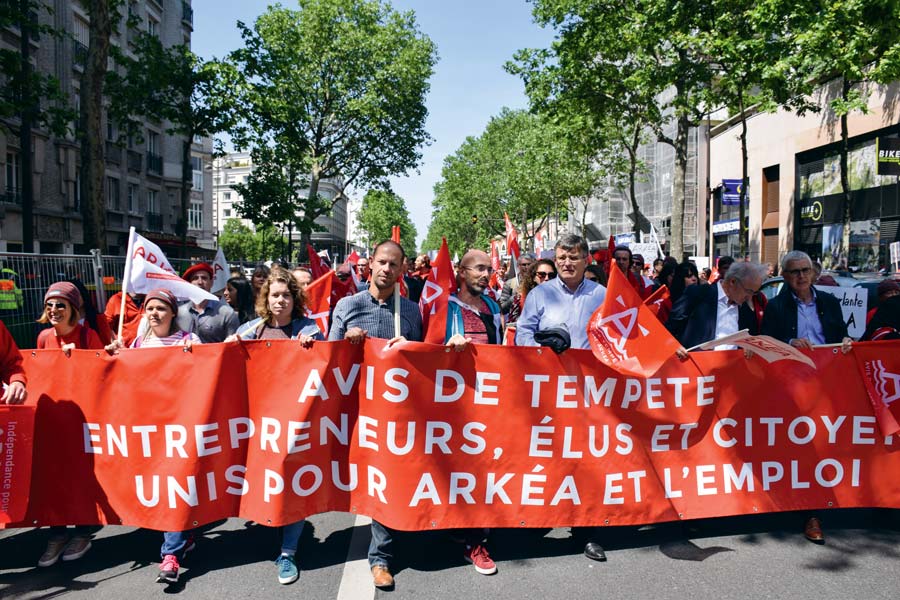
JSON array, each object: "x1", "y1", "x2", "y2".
[{"x1": 0, "y1": 252, "x2": 200, "y2": 350}]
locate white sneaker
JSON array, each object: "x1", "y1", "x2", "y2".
[{"x1": 38, "y1": 537, "x2": 69, "y2": 567}]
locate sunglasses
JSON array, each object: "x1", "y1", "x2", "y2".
[
  {"x1": 45, "y1": 301, "x2": 68, "y2": 310},
  {"x1": 535, "y1": 271, "x2": 557, "y2": 279}
]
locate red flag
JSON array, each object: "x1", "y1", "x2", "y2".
[
  {"x1": 346, "y1": 250, "x2": 361, "y2": 265},
  {"x1": 853, "y1": 346, "x2": 900, "y2": 436},
  {"x1": 504, "y1": 213, "x2": 519, "y2": 260},
  {"x1": 307, "y1": 244, "x2": 329, "y2": 279},
  {"x1": 643, "y1": 285, "x2": 670, "y2": 317},
  {"x1": 604, "y1": 236, "x2": 616, "y2": 274},
  {"x1": 419, "y1": 238, "x2": 457, "y2": 344},
  {"x1": 587, "y1": 265, "x2": 681, "y2": 376},
  {"x1": 391, "y1": 226, "x2": 401, "y2": 243},
  {"x1": 304, "y1": 272, "x2": 334, "y2": 335},
  {"x1": 487, "y1": 241, "x2": 501, "y2": 296}
]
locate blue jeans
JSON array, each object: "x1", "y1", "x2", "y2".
[
  {"x1": 161, "y1": 530, "x2": 192, "y2": 559},
  {"x1": 280, "y1": 520, "x2": 305, "y2": 555},
  {"x1": 368, "y1": 520, "x2": 393, "y2": 567}
]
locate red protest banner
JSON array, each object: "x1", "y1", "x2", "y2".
[
  {"x1": 6, "y1": 341, "x2": 900, "y2": 532},
  {"x1": 0, "y1": 406, "x2": 34, "y2": 524}
]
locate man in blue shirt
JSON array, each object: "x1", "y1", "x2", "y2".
[
  {"x1": 516, "y1": 234, "x2": 606, "y2": 349},
  {"x1": 328, "y1": 240, "x2": 422, "y2": 590},
  {"x1": 514, "y1": 234, "x2": 609, "y2": 562}
]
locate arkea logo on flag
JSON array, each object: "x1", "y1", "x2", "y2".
[
  {"x1": 125, "y1": 228, "x2": 217, "y2": 305},
  {"x1": 854, "y1": 347, "x2": 900, "y2": 436},
  {"x1": 211, "y1": 247, "x2": 229, "y2": 294},
  {"x1": 587, "y1": 264, "x2": 680, "y2": 376},
  {"x1": 420, "y1": 238, "x2": 456, "y2": 344}
]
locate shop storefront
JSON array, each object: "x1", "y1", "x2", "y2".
[{"x1": 796, "y1": 129, "x2": 900, "y2": 272}]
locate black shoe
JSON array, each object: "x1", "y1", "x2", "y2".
[{"x1": 584, "y1": 541, "x2": 607, "y2": 562}]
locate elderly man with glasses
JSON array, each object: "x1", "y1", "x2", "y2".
[
  {"x1": 667, "y1": 261, "x2": 768, "y2": 355},
  {"x1": 760, "y1": 250, "x2": 851, "y2": 545}
]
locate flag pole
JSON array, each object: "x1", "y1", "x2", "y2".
[
  {"x1": 394, "y1": 282, "x2": 401, "y2": 338},
  {"x1": 117, "y1": 227, "x2": 136, "y2": 341}
]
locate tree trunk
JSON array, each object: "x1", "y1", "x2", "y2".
[
  {"x1": 79, "y1": 0, "x2": 111, "y2": 252},
  {"x1": 627, "y1": 128, "x2": 641, "y2": 238},
  {"x1": 739, "y1": 89, "x2": 749, "y2": 258},
  {"x1": 179, "y1": 135, "x2": 191, "y2": 258},
  {"x1": 18, "y1": 0, "x2": 34, "y2": 252},
  {"x1": 670, "y1": 113, "x2": 689, "y2": 261},
  {"x1": 839, "y1": 78, "x2": 852, "y2": 270}
]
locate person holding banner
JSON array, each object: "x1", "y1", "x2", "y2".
[
  {"x1": 178, "y1": 263, "x2": 239, "y2": 344},
  {"x1": 35, "y1": 282, "x2": 104, "y2": 567},
  {"x1": 0, "y1": 319, "x2": 26, "y2": 404},
  {"x1": 444, "y1": 249, "x2": 503, "y2": 574},
  {"x1": 328, "y1": 240, "x2": 422, "y2": 590},
  {"x1": 761, "y1": 250, "x2": 851, "y2": 544},
  {"x1": 667, "y1": 262, "x2": 767, "y2": 354}
]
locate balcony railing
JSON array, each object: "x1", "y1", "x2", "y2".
[
  {"x1": 147, "y1": 212, "x2": 163, "y2": 231},
  {"x1": 127, "y1": 150, "x2": 142, "y2": 172},
  {"x1": 147, "y1": 152, "x2": 163, "y2": 175},
  {"x1": 73, "y1": 39, "x2": 88, "y2": 66},
  {"x1": 182, "y1": 2, "x2": 193, "y2": 26},
  {"x1": 2, "y1": 188, "x2": 22, "y2": 205}
]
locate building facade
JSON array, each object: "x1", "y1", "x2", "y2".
[
  {"x1": 0, "y1": 0, "x2": 214, "y2": 256},
  {"x1": 709, "y1": 80, "x2": 900, "y2": 271},
  {"x1": 211, "y1": 150, "x2": 348, "y2": 261}
]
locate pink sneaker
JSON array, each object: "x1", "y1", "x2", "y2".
[
  {"x1": 463, "y1": 544, "x2": 497, "y2": 575},
  {"x1": 157, "y1": 554, "x2": 180, "y2": 584}
]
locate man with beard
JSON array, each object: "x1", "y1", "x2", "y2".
[{"x1": 328, "y1": 240, "x2": 422, "y2": 590}]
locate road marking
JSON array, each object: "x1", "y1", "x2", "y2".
[{"x1": 336, "y1": 514, "x2": 374, "y2": 600}]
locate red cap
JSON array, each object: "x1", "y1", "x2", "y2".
[{"x1": 183, "y1": 262, "x2": 214, "y2": 282}]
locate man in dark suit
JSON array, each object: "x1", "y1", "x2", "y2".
[
  {"x1": 666, "y1": 261, "x2": 767, "y2": 352},
  {"x1": 760, "y1": 250, "x2": 851, "y2": 545}
]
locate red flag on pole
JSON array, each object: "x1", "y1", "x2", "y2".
[
  {"x1": 307, "y1": 244, "x2": 329, "y2": 279},
  {"x1": 643, "y1": 284, "x2": 671, "y2": 320},
  {"x1": 587, "y1": 265, "x2": 681, "y2": 376},
  {"x1": 420, "y1": 238, "x2": 457, "y2": 344},
  {"x1": 304, "y1": 272, "x2": 334, "y2": 336},
  {"x1": 391, "y1": 226, "x2": 401, "y2": 243}
]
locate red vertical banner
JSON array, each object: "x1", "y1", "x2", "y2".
[
  {"x1": 419, "y1": 238, "x2": 457, "y2": 344},
  {"x1": 0, "y1": 405, "x2": 35, "y2": 524}
]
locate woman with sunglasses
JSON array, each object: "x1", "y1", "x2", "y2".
[
  {"x1": 35, "y1": 282, "x2": 104, "y2": 567},
  {"x1": 507, "y1": 260, "x2": 557, "y2": 325}
]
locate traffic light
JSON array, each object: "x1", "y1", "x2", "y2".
[{"x1": 471, "y1": 214, "x2": 478, "y2": 225}]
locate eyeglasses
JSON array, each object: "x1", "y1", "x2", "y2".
[
  {"x1": 784, "y1": 267, "x2": 812, "y2": 277},
  {"x1": 45, "y1": 301, "x2": 68, "y2": 310},
  {"x1": 535, "y1": 271, "x2": 557, "y2": 279},
  {"x1": 462, "y1": 265, "x2": 494, "y2": 274}
]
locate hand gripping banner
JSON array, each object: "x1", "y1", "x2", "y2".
[{"x1": 5, "y1": 340, "x2": 900, "y2": 531}]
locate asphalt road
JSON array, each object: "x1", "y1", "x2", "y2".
[{"x1": 1, "y1": 509, "x2": 899, "y2": 599}]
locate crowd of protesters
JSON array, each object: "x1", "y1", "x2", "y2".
[{"x1": 2, "y1": 233, "x2": 900, "y2": 589}]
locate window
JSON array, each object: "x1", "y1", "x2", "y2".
[
  {"x1": 148, "y1": 16, "x2": 159, "y2": 37},
  {"x1": 191, "y1": 156, "x2": 204, "y2": 191},
  {"x1": 73, "y1": 16, "x2": 89, "y2": 45},
  {"x1": 107, "y1": 177, "x2": 120, "y2": 210},
  {"x1": 224, "y1": 192, "x2": 231, "y2": 200},
  {"x1": 189, "y1": 200, "x2": 203, "y2": 230},
  {"x1": 106, "y1": 119, "x2": 116, "y2": 142},
  {"x1": 5, "y1": 152, "x2": 20, "y2": 194},
  {"x1": 147, "y1": 131, "x2": 159, "y2": 154},
  {"x1": 147, "y1": 189, "x2": 159, "y2": 213},
  {"x1": 193, "y1": 134, "x2": 203, "y2": 144},
  {"x1": 223, "y1": 208, "x2": 231, "y2": 217},
  {"x1": 74, "y1": 172, "x2": 81, "y2": 211},
  {"x1": 128, "y1": 183, "x2": 138, "y2": 213}
]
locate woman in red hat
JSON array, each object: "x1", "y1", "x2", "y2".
[{"x1": 35, "y1": 281, "x2": 104, "y2": 568}]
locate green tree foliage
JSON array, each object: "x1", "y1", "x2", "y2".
[
  {"x1": 424, "y1": 108, "x2": 599, "y2": 257},
  {"x1": 225, "y1": 0, "x2": 437, "y2": 238},
  {"x1": 217, "y1": 219, "x2": 287, "y2": 262},
  {"x1": 787, "y1": 0, "x2": 900, "y2": 266},
  {"x1": 106, "y1": 31, "x2": 240, "y2": 255},
  {"x1": 356, "y1": 189, "x2": 417, "y2": 257}
]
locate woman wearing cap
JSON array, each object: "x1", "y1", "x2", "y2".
[
  {"x1": 107, "y1": 288, "x2": 200, "y2": 585},
  {"x1": 35, "y1": 282, "x2": 104, "y2": 567},
  {"x1": 230, "y1": 266, "x2": 321, "y2": 585}
]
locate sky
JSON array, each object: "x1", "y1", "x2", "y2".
[{"x1": 190, "y1": 0, "x2": 556, "y2": 247}]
